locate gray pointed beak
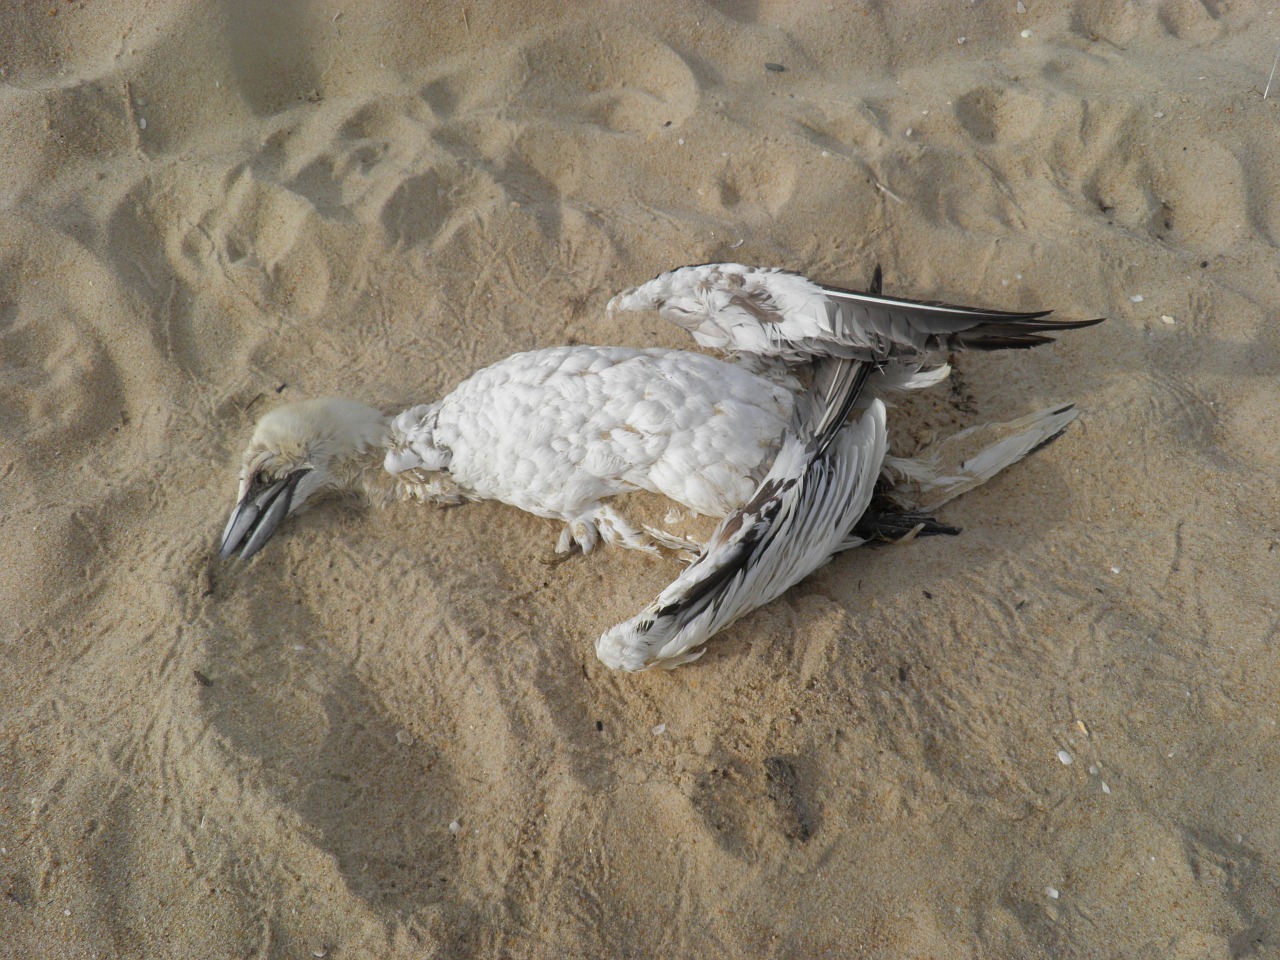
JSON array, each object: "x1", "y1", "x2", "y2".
[{"x1": 219, "y1": 469, "x2": 309, "y2": 560}]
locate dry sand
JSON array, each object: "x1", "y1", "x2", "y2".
[{"x1": 3, "y1": 1, "x2": 1279, "y2": 957}]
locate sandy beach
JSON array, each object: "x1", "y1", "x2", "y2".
[{"x1": 3, "y1": 1, "x2": 1279, "y2": 956}]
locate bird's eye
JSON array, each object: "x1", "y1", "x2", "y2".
[{"x1": 243, "y1": 470, "x2": 274, "y2": 500}]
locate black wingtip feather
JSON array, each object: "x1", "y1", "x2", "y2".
[
  {"x1": 995, "y1": 315, "x2": 1108, "y2": 332},
  {"x1": 819, "y1": 279, "x2": 1058, "y2": 321},
  {"x1": 958, "y1": 334, "x2": 1058, "y2": 350},
  {"x1": 1055, "y1": 316, "x2": 1107, "y2": 330},
  {"x1": 1027, "y1": 423, "x2": 1074, "y2": 457},
  {"x1": 955, "y1": 317, "x2": 1106, "y2": 350}
]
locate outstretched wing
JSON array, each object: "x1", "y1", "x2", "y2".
[
  {"x1": 609, "y1": 262, "x2": 1104, "y2": 364},
  {"x1": 596, "y1": 390, "x2": 887, "y2": 672},
  {"x1": 880, "y1": 402, "x2": 1080, "y2": 513}
]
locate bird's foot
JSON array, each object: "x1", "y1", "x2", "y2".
[{"x1": 549, "y1": 518, "x2": 601, "y2": 560}]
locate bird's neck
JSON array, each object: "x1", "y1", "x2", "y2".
[
  {"x1": 330, "y1": 427, "x2": 461, "y2": 508},
  {"x1": 340, "y1": 448, "x2": 399, "y2": 506},
  {"x1": 321, "y1": 419, "x2": 400, "y2": 506}
]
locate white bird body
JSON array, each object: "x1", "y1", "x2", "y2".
[
  {"x1": 389, "y1": 346, "x2": 793, "y2": 516},
  {"x1": 385, "y1": 345, "x2": 796, "y2": 552},
  {"x1": 223, "y1": 345, "x2": 810, "y2": 560}
]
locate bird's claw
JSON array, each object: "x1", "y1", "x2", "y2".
[{"x1": 539, "y1": 542, "x2": 581, "y2": 567}]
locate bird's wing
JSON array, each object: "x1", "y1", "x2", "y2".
[
  {"x1": 608, "y1": 262, "x2": 1104, "y2": 364},
  {"x1": 596, "y1": 391, "x2": 886, "y2": 672},
  {"x1": 880, "y1": 402, "x2": 1080, "y2": 513}
]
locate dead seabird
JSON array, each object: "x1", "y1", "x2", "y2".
[{"x1": 220, "y1": 264, "x2": 1101, "y2": 668}]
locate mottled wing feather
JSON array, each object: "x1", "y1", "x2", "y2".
[
  {"x1": 609, "y1": 263, "x2": 1104, "y2": 363},
  {"x1": 596, "y1": 396, "x2": 887, "y2": 672},
  {"x1": 792, "y1": 356, "x2": 871, "y2": 458}
]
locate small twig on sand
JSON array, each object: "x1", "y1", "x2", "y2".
[{"x1": 875, "y1": 181, "x2": 904, "y2": 204}]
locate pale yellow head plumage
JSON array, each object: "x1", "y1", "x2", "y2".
[{"x1": 221, "y1": 399, "x2": 387, "y2": 559}]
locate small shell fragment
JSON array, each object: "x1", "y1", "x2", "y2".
[
  {"x1": 1045, "y1": 886, "x2": 1059, "y2": 899},
  {"x1": 1057, "y1": 749, "x2": 1073, "y2": 766},
  {"x1": 448, "y1": 819, "x2": 462, "y2": 835},
  {"x1": 1101, "y1": 781, "x2": 1111, "y2": 794},
  {"x1": 1020, "y1": 29, "x2": 1032, "y2": 38},
  {"x1": 1161, "y1": 315, "x2": 1175, "y2": 325},
  {"x1": 1129, "y1": 294, "x2": 1145, "y2": 302},
  {"x1": 652, "y1": 723, "x2": 667, "y2": 736}
]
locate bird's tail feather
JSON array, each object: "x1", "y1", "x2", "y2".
[{"x1": 849, "y1": 508, "x2": 961, "y2": 544}]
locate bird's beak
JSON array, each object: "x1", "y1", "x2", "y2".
[{"x1": 219, "y1": 468, "x2": 310, "y2": 560}]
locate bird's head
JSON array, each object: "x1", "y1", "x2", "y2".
[{"x1": 219, "y1": 398, "x2": 387, "y2": 559}]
